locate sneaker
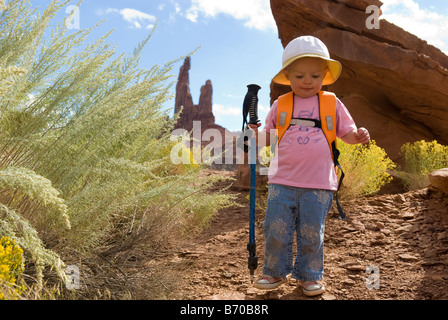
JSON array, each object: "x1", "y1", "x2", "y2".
[
  {"x1": 300, "y1": 281, "x2": 325, "y2": 296},
  {"x1": 253, "y1": 275, "x2": 287, "y2": 290}
]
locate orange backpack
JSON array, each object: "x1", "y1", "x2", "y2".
[
  {"x1": 275, "y1": 90, "x2": 345, "y2": 219},
  {"x1": 276, "y1": 91, "x2": 336, "y2": 160}
]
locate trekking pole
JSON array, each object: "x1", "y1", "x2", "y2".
[{"x1": 242, "y1": 84, "x2": 261, "y2": 283}]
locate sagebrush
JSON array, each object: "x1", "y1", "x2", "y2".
[{"x1": 0, "y1": 0, "x2": 235, "y2": 298}]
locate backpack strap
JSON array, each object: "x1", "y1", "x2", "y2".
[
  {"x1": 318, "y1": 91, "x2": 337, "y2": 161},
  {"x1": 318, "y1": 91, "x2": 345, "y2": 220},
  {"x1": 276, "y1": 91, "x2": 294, "y2": 144}
]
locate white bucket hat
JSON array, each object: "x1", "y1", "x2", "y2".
[{"x1": 273, "y1": 36, "x2": 342, "y2": 86}]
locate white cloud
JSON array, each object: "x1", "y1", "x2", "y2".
[
  {"x1": 213, "y1": 104, "x2": 240, "y2": 116},
  {"x1": 381, "y1": 0, "x2": 448, "y2": 54},
  {"x1": 185, "y1": 0, "x2": 276, "y2": 31},
  {"x1": 258, "y1": 103, "x2": 270, "y2": 113},
  {"x1": 213, "y1": 102, "x2": 270, "y2": 126},
  {"x1": 168, "y1": 2, "x2": 182, "y2": 22},
  {"x1": 105, "y1": 8, "x2": 156, "y2": 29}
]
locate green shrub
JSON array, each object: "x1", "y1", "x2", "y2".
[
  {"x1": 399, "y1": 140, "x2": 448, "y2": 190},
  {"x1": 0, "y1": 0, "x2": 236, "y2": 298},
  {"x1": 337, "y1": 139, "x2": 395, "y2": 199}
]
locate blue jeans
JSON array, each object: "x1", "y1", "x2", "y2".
[{"x1": 263, "y1": 184, "x2": 333, "y2": 281}]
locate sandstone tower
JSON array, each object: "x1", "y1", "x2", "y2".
[{"x1": 174, "y1": 56, "x2": 216, "y2": 132}]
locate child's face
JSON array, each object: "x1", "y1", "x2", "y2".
[{"x1": 283, "y1": 57, "x2": 327, "y2": 98}]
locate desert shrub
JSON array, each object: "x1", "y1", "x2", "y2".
[
  {"x1": 337, "y1": 139, "x2": 395, "y2": 199},
  {"x1": 0, "y1": 0, "x2": 236, "y2": 298},
  {"x1": 399, "y1": 140, "x2": 448, "y2": 190}
]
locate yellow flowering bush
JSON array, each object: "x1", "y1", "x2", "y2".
[
  {"x1": 0, "y1": 236, "x2": 26, "y2": 299},
  {"x1": 399, "y1": 140, "x2": 448, "y2": 190},
  {"x1": 259, "y1": 145, "x2": 273, "y2": 167},
  {"x1": 337, "y1": 139, "x2": 395, "y2": 199},
  {"x1": 401, "y1": 140, "x2": 448, "y2": 175}
]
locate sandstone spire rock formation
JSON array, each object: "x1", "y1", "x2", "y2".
[
  {"x1": 173, "y1": 56, "x2": 244, "y2": 171},
  {"x1": 270, "y1": 0, "x2": 448, "y2": 162},
  {"x1": 174, "y1": 56, "x2": 222, "y2": 134}
]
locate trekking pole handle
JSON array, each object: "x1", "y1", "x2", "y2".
[{"x1": 246, "y1": 84, "x2": 261, "y2": 125}]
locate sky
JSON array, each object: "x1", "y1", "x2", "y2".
[{"x1": 26, "y1": 0, "x2": 448, "y2": 132}]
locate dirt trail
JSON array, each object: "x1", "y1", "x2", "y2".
[{"x1": 176, "y1": 170, "x2": 448, "y2": 300}]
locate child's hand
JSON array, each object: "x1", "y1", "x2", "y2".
[
  {"x1": 247, "y1": 123, "x2": 261, "y2": 133},
  {"x1": 246, "y1": 123, "x2": 261, "y2": 145},
  {"x1": 354, "y1": 127, "x2": 370, "y2": 145}
]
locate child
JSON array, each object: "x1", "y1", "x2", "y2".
[{"x1": 248, "y1": 36, "x2": 370, "y2": 296}]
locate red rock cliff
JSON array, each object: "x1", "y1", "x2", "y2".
[{"x1": 270, "y1": 0, "x2": 448, "y2": 161}]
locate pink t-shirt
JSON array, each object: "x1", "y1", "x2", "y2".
[{"x1": 264, "y1": 94, "x2": 356, "y2": 191}]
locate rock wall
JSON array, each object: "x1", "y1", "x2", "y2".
[{"x1": 270, "y1": 0, "x2": 448, "y2": 162}]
